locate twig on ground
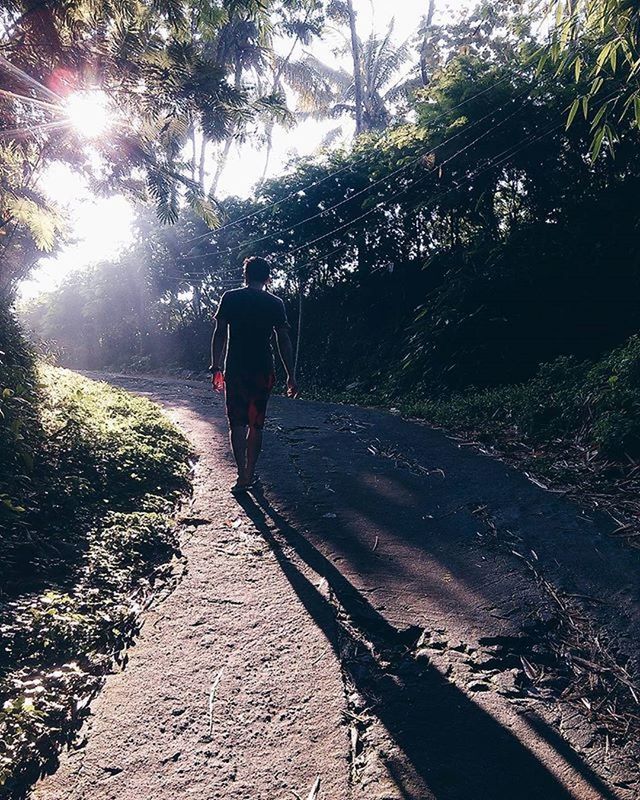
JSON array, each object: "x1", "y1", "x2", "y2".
[{"x1": 208, "y1": 669, "x2": 224, "y2": 737}]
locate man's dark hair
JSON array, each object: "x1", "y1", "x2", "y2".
[{"x1": 244, "y1": 256, "x2": 271, "y2": 283}]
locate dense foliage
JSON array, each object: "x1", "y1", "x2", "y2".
[
  {"x1": 18, "y1": 1, "x2": 640, "y2": 495},
  {"x1": 4, "y1": 0, "x2": 640, "y2": 790},
  {"x1": 21, "y1": 7, "x2": 640, "y2": 388},
  {"x1": 0, "y1": 0, "x2": 331, "y2": 295},
  {"x1": 546, "y1": 0, "x2": 640, "y2": 156},
  {"x1": 417, "y1": 336, "x2": 640, "y2": 460},
  {"x1": 0, "y1": 330, "x2": 192, "y2": 795}
]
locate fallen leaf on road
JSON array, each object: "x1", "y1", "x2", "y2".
[
  {"x1": 208, "y1": 669, "x2": 224, "y2": 736},
  {"x1": 307, "y1": 776, "x2": 321, "y2": 800},
  {"x1": 520, "y1": 656, "x2": 538, "y2": 682}
]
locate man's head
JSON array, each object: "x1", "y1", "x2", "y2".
[{"x1": 244, "y1": 256, "x2": 271, "y2": 286}]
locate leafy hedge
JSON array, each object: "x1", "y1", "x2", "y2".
[
  {"x1": 0, "y1": 311, "x2": 193, "y2": 797},
  {"x1": 0, "y1": 304, "x2": 42, "y2": 528},
  {"x1": 306, "y1": 333, "x2": 640, "y2": 503},
  {"x1": 409, "y1": 335, "x2": 640, "y2": 460}
]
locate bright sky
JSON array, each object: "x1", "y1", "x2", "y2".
[{"x1": 19, "y1": 0, "x2": 473, "y2": 300}]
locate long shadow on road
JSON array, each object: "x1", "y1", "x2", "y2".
[
  {"x1": 104, "y1": 378, "x2": 623, "y2": 799},
  {"x1": 235, "y1": 489, "x2": 616, "y2": 800}
]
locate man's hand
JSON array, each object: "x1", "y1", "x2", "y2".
[
  {"x1": 286, "y1": 376, "x2": 299, "y2": 398},
  {"x1": 211, "y1": 369, "x2": 225, "y2": 393}
]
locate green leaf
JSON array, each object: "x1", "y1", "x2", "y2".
[
  {"x1": 536, "y1": 51, "x2": 549, "y2": 77},
  {"x1": 595, "y1": 41, "x2": 613, "y2": 74},
  {"x1": 19, "y1": 449, "x2": 34, "y2": 472},
  {"x1": 566, "y1": 98, "x2": 580, "y2": 130},
  {"x1": 590, "y1": 126, "x2": 606, "y2": 161},
  {"x1": 590, "y1": 101, "x2": 609, "y2": 130}
]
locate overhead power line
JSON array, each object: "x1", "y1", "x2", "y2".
[
  {"x1": 163, "y1": 95, "x2": 576, "y2": 285},
  {"x1": 180, "y1": 73, "x2": 514, "y2": 249},
  {"x1": 177, "y1": 90, "x2": 530, "y2": 271},
  {"x1": 180, "y1": 23, "x2": 617, "y2": 255},
  {"x1": 182, "y1": 87, "x2": 530, "y2": 263}
]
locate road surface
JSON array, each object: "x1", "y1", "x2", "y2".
[{"x1": 33, "y1": 374, "x2": 640, "y2": 800}]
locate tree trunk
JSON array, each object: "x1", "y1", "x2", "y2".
[
  {"x1": 294, "y1": 280, "x2": 303, "y2": 375},
  {"x1": 258, "y1": 122, "x2": 274, "y2": 186},
  {"x1": 210, "y1": 137, "x2": 233, "y2": 196},
  {"x1": 199, "y1": 135, "x2": 207, "y2": 192},
  {"x1": 190, "y1": 124, "x2": 197, "y2": 183},
  {"x1": 346, "y1": 0, "x2": 364, "y2": 135},
  {"x1": 192, "y1": 281, "x2": 202, "y2": 319},
  {"x1": 258, "y1": 7, "x2": 308, "y2": 187},
  {"x1": 210, "y1": 60, "x2": 243, "y2": 197},
  {"x1": 420, "y1": 0, "x2": 437, "y2": 86}
]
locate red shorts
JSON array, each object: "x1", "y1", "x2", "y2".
[{"x1": 224, "y1": 372, "x2": 275, "y2": 428}]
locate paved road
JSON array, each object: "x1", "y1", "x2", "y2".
[{"x1": 34, "y1": 374, "x2": 640, "y2": 800}]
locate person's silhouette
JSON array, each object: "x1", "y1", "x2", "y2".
[{"x1": 210, "y1": 256, "x2": 298, "y2": 492}]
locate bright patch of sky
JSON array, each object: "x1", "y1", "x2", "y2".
[
  {"x1": 20, "y1": 0, "x2": 473, "y2": 300},
  {"x1": 19, "y1": 163, "x2": 135, "y2": 300}
]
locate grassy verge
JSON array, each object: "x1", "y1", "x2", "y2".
[{"x1": 0, "y1": 362, "x2": 192, "y2": 797}]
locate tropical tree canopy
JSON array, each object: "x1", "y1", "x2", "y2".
[
  {"x1": 544, "y1": 0, "x2": 640, "y2": 155},
  {"x1": 0, "y1": 0, "x2": 328, "y2": 293}
]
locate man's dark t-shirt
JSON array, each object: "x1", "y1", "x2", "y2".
[{"x1": 215, "y1": 287, "x2": 288, "y2": 376}]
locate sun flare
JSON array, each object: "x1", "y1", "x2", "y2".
[{"x1": 65, "y1": 91, "x2": 110, "y2": 138}]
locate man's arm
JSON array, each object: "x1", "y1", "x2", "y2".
[
  {"x1": 275, "y1": 325, "x2": 299, "y2": 398},
  {"x1": 211, "y1": 317, "x2": 228, "y2": 371}
]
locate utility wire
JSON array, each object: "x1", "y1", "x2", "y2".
[
  {"x1": 290, "y1": 95, "x2": 618, "y2": 274},
  {"x1": 278, "y1": 97, "x2": 531, "y2": 260},
  {"x1": 180, "y1": 73, "x2": 514, "y2": 249},
  {"x1": 182, "y1": 87, "x2": 530, "y2": 262},
  {"x1": 179, "y1": 23, "x2": 615, "y2": 252},
  {"x1": 163, "y1": 97, "x2": 566, "y2": 283}
]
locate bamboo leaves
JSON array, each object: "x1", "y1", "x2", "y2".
[{"x1": 545, "y1": 0, "x2": 640, "y2": 157}]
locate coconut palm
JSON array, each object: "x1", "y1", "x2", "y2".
[
  {"x1": 281, "y1": 18, "x2": 416, "y2": 135},
  {"x1": 0, "y1": 0, "x2": 304, "y2": 290},
  {"x1": 204, "y1": 0, "x2": 325, "y2": 196}
]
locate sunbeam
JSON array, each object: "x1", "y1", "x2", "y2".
[{"x1": 64, "y1": 91, "x2": 110, "y2": 139}]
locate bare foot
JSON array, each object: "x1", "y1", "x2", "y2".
[{"x1": 230, "y1": 474, "x2": 250, "y2": 494}]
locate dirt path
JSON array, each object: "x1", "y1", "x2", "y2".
[{"x1": 33, "y1": 375, "x2": 640, "y2": 800}]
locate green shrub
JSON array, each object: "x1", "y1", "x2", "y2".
[
  {"x1": 0, "y1": 324, "x2": 193, "y2": 796},
  {"x1": 411, "y1": 335, "x2": 640, "y2": 460},
  {"x1": 0, "y1": 303, "x2": 42, "y2": 523}
]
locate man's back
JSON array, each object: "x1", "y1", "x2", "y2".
[
  {"x1": 216, "y1": 286, "x2": 287, "y2": 376},
  {"x1": 210, "y1": 256, "x2": 298, "y2": 492}
]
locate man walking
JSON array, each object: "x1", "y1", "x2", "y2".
[{"x1": 210, "y1": 256, "x2": 298, "y2": 493}]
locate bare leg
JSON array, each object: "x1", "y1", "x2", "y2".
[
  {"x1": 230, "y1": 425, "x2": 248, "y2": 484},
  {"x1": 245, "y1": 425, "x2": 263, "y2": 483}
]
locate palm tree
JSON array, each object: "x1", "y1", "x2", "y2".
[
  {"x1": 281, "y1": 19, "x2": 416, "y2": 136},
  {"x1": 345, "y1": 0, "x2": 365, "y2": 134},
  {"x1": 0, "y1": 0, "x2": 298, "y2": 290},
  {"x1": 205, "y1": 0, "x2": 324, "y2": 197},
  {"x1": 419, "y1": 0, "x2": 437, "y2": 86}
]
